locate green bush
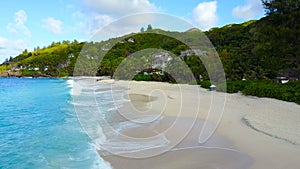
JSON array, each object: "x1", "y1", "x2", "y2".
[
  {"x1": 21, "y1": 69, "x2": 36, "y2": 76},
  {"x1": 59, "y1": 71, "x2": 69, "y2": 77},
  {"x1": 240, "y1": 80, "x2": 300, "y2": 104},
  {"x1": 226, "y1": 80, "x2": 248, "y2": 93},
  {"x1": 200, "y1": 80, "x2": 211, "y2": 89}
]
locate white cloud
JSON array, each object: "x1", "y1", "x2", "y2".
[
  {"x1": 232, "y1": 0, "x2": 264, "y2": 19},
  {"x1": 74, "y1": 0, "x2": 160, "y2": 36},
  {"x1": 77, "y1": 14, "x2": 114, "y2": 36},
  {"x1": 82, "y1": 0, "x2": 158, "y2": 16},
  {"x1": 192, "y1": 1, "x2": 218, "y2": 31},
  {"x1": 7, "y1": 10, "x2": 31, "y2": 37},
  {"x1": 77, "y1": 13, "x2": 157, "y2": 39},
  {"x1": 96, "y1": 14, "x2": 157, "y2": 39},
  {"x1": 0, "y1": 37, "x2": 28, "y2": 62},
  {"x1": 42, "y1": 17, "x2": 63, "y2": 34}
]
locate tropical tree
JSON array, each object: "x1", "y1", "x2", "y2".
[{"x1": 254, "y1": 0, "x2": 300, "y2": 78}]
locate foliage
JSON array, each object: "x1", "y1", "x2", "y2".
[
  {"x1": 20, "y1": 69, "x2": 37, "y2": 76},
  {"x1": 205, "y1": 21, "x2": 261, "y2": 80},
  {"x1": 59, "y1": 71, "x2": 70, "y2": 77},
  {"x1": 241, "y1": 80, "x2": 300, "y2": 104},
  {"x1": 226, "y1": 80, "x2": 248, "y2": 93},
  {"x1": 96, "y1": 31, "x2": 210, "y2": 83},
  {"x1": 2, "y1": 3, "x2": 300, "y2": 104},
  {"x1": 132, "y1": 71, "x2": 175, "y2": 83},
  {"x1": 221, "y1": 80, "x2": 300, "y2": 104},
  {"x1": 199, "y1": 80, "x2": 211, "y2": 89},
  {"x1": 253, "y1": 0, "x2": 300, "y2": 78},
  {"x1": 0, "y1": 65, "x2": 10, "y2": 74},
  {"x1": 2, "y1": 40, "x2": 84, "y2": 77},
  {"x1": 147, "y1": 24, "x2": 153, "y2": 31},
  {"x1": 262, "y1": 0, "x2": 300, "y2": 15}
]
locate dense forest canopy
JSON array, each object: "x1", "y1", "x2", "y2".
[
  {"x1": 253, "y1": 0, "x2": 300, "y2": 78},
  {"x1": 262, "y1": 0, "x2": 300, "y2": 15},
  {"x1": 205, "y1": 0, "x2": 300, "y2": 80}
]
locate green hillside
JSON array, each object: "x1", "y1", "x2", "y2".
[
  {"x1": 1, "y1": 0, "x2": 299, "y2": 104},
  {"x1": 1, "y1": 0, "x2": 299, "y2": 80},
  {"x1": 1, "y1": 40, "x2": 85, "y2": 77}
]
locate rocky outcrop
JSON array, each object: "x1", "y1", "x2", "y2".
[
  {"x1": 0, "y1": 70, "x2": 22, "y2": 77},
  {"x1": 0, "y1": 71, "x2": 9, "y2": 77},
  {"x1": 32, "y1": 72, "x2": 51, "y2": 78},
  {"x1": 0, "y1": 70, "x2": 51, "y2": 78}
]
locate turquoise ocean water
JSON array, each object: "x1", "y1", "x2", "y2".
[
  {"x1": 0, "y1": 78, "x2": 111, "y2": 169},
  {"x1": 0, "y1": 77, "x2": 252, "y2": 169}
]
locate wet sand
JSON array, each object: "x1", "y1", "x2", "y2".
[{"x1": 97, "y1": 80, "x2": 300, "y2": 169}]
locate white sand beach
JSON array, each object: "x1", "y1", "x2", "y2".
[{"x1": 97, "y1": 80, "x2": 300, "y2": 169}]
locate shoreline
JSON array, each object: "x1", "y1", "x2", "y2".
[
  {"x1": 3, "y1": 75, "x2": 299, "y2": 106},
  {"x1": 95, "y1": 80, "x2": 300, "y2": 169}
]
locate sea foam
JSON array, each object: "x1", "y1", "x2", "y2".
[{"x1": 71, "y1": 78, "x2": 170, "y2": 157}]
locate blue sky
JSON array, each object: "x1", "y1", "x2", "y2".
[{"x1": 0, "y1": 0, "x2": 265, "y2": 62}]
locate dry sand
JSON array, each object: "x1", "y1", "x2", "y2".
[{"x1": 98, "y1": 80, "x2": 300, "y2": 169}]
